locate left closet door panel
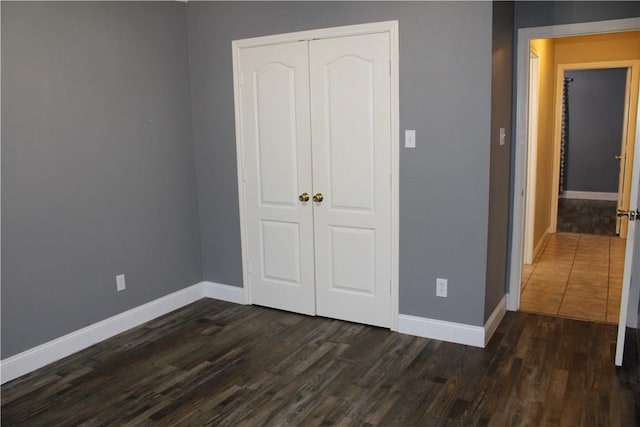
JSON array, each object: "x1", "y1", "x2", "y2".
[{"x1": 239, "y1": 41, "x2": 316, "y2": 315}]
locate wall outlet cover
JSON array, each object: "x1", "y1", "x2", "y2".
[
  {"x1": 436, "y1": 278, "x2": 447, "y2": 298},
  {"x1": 116, "y1": 274, "x2": 126, "y2": 292},
  {"x1": 405, "y1": 130, "x2": 416, "y2": 148}
]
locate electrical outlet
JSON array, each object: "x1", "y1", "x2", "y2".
[
  {"x1": 116, "y1": 274, "x2": 126, "y2": 292},
  {"x1": 436, "y1": 278, "x2": 447, "y2": 298}
]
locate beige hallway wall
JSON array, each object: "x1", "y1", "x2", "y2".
[{"x1": 530, "y1": 38, "x2": 556, "y2": 252}]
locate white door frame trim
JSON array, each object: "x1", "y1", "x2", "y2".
[
  {"x1": 231, "y1": 21, "x2": 400, "y2": 330},
  {"x1": 509, "y1": 17, "x2": 640, "y2": 313},
  {"x1": 524, "y1": 50, "x2": 539, "y2": 265}
]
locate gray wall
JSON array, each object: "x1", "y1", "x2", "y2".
[
  {"x1": 565, "y1": 68, "x2": 627, "y2": 193},
  {"x1": 485, "y1": 2, "x2": 514, "y2": 321},
  {"x1": 187, "y1": 1, "x2": 494, "y2": 326},
  {"x1": 1, "y1": 2, "x2": 202, "y2": 358},
  {"x1": 514, "y1": 1, "x2": 640, "y2": 29}
]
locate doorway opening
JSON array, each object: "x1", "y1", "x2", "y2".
[
  {"x1": 510, "y1": 19, "x2": 640, "y2": 366},
  {"x1": 555, "y1": 67, "x2": 628, "y2": 237},
  {"x1": 521, "y1": 47, "x2": 637, "y2": 324}
]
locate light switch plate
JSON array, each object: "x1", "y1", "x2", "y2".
[
  {"x1": 405, "y1": 130, "x2": 416, "y2": 148},
  {"x1": 116, "y1": 274, "x2": 126, "y2": 292},
  {"x1": 436, "y1": 278, "x2": 447, "y2": 298}
]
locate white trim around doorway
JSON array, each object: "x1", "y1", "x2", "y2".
[{"x1": 523, "y1": 50, "x2": 540, "y2": 265}]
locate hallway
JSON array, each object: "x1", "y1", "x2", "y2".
[{"x1": 521, "y1": 232, "x2": 625, "y2": 323}]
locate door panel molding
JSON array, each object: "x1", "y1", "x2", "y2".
[{"x1": 232, "y1": 21, "x2": 400, "y2": 330}]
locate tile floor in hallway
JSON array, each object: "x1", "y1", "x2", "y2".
[{"x1": 521, "y1": 232, "x2": 626, "y2": 324}]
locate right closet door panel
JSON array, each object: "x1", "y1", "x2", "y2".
[{"x1": 310, "y1": 32, "x2": 392, "y2": 327}]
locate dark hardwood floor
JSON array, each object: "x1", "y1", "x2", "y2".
[{"x1": 2, "y1": 299, "x2": 639, "y2": 426}]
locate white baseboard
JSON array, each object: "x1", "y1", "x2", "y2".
[
  {"x1": 201, "y1": 281, "x2": 246, "y2": 304},
  {"x1": 531, "y1": 229, "x2": 549, "y2": 263},
  {"x1": 560, "y1": 191, "x2": 618, "y2": 201},
  {"x1": 0, "y1": 281, "x2": 247, "y2": 384},
  {"x1": 398, "y1": 295, "x2": 507, "y2": 348},
  {"x1": 483, "y1": 295, "x2": 507, "y2": 346},
  {"x1": 2, "y1": 283, "x2": 509, "y2": 383}
]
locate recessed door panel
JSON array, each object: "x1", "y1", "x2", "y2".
[
  {"x1": 261, "y1": 220, "x2": 301, "y2": 285},
  {"x1": 325, "y1": 57, "x2": 375, "y2": 211},
  {"x1": 330, "y1": 226, "x2": 375, "y2": 295},
  {"x1": 239, "y1": 41, "x2": 316, "y2": 315},
  {"x1": 310, "y1": 32, "x2": 392, "y2": 327},
  {"x1": 255, "y1": 64, "x2": 298, "y2": 207}
]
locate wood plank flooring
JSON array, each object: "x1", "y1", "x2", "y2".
[{"x1": 2, "y1": 299, "x2": 639, "y2": 426}]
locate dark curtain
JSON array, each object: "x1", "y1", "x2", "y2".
[{"x1": 559, "y1": 77, "x2": 573, "y2": 195}]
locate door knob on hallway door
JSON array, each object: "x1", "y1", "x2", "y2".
[
  {"x1": 313, "y1": 193, "x2": 324, "y2": 203},
  {"x1": 617, "y1": 209, "x2": 639, "y2": 221},
  {"x1": 299, "y1": 192, "x2": 310, "y2": 202}
]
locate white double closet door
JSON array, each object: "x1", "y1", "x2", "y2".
[{"x1": 238, "y1": 32, "x2": 392, "y2": 328}]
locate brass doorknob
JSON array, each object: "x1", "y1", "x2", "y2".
[
  {"x1": 618, "y1": 209, "x2": 639, "y2": 220},
  {"x1": 312, "y1": 193, "x2": 324, "y2": 203},
  {"x1": 615, "y1": 155, "x2": 623, "y2": 160},
  {"x1": 298, "y1": 192, "x2": 310, "y2": 202}
]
